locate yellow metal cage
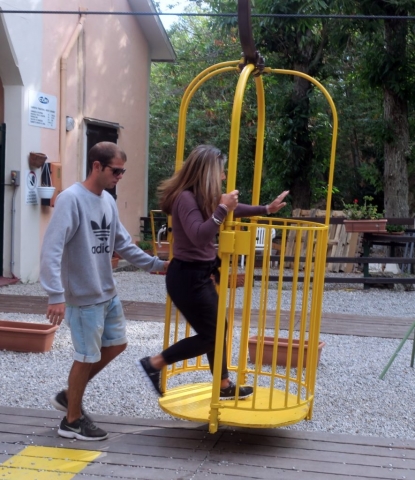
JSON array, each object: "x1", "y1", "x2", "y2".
[{"x1": 157, "y1": 60, "x2": 337, "y2": 433}]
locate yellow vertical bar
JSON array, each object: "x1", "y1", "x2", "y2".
[
  {"x1": 251, "y1": 75, "x2": 266, "y2": 205},
  {"x1": 306, "y1": 227, "x2": 328, "y2": 418},
  {"x1": 210, "y1": 65, "x2": 255, "y2": 432},
  {"x1": 240, "y1": 225, "x2": 258, "y2": 394},
  {"x1": 284, "y1": 227, "x2": 302, "y2": 406},
  {"x1": 268, "y1": 224, "x2": 287, "y2": 406},
  {"x1": 150, "y1": 210, "x2": 161, "y2": 256},
  {"x1": 161, "y1": 298, "x2": 174, "y2": 389},
  {"x1": 295, "y1": 227, "x2": 315, "y2": 403},
  {"x1": 226, "y1": 64, "x2": 255, "y2": 201}
]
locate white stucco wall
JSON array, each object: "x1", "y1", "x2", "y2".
[
  {"x1": 0, "y1": 0, "x2": 43, "y2": 282},
  {"x1": 1, "y1": 0, "x2": 169, "y2": 282}
]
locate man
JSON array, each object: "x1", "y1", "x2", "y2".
[{"x1": 40, "y1": 142, "x2": 167, "y2": 441}]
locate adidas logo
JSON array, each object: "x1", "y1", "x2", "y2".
[{"x1": 91, "y1": 215, "x2": 111, "y2": 241}]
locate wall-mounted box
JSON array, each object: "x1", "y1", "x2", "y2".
[{"x1": 50, "y1": 162, "x2": 62, "y2": 207}]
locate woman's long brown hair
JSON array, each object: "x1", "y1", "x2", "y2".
[{"x1": 158, "y1": 145, "x2": 226, "y2": 219}]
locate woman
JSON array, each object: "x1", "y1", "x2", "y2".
[{"x1": 137, "y1": 144, "x2": 289, "y2": 400}]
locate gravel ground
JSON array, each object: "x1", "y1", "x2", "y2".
[{"x1": 1, "y1": 269, "x2": 415, "y2": 439}]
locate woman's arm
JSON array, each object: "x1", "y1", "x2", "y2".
[
  {"x1": 176, "y1": 191, "x2": 226, "y2": 248},
  {"x1": 235, "y1": 190, "x2": 289, "y2": 218}
]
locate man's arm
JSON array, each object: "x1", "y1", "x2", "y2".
[
  {"x1": 114, "y1": 218, "x2": 166, "y2": 272},
  {"x1": 40, "y1": 193, "x2": 79, "y2": 324}
]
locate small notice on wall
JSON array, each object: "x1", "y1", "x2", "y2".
[
  {"x1": 28, "y1": 91, "x2": 57, "y2": 129},
  {"x1": 26, "y1": 170, "x2": 38, "y2": 205}
]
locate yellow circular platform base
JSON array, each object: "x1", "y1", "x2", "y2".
[{"x1": 159, "y1": 383, "x2": 310, "y2": 429}]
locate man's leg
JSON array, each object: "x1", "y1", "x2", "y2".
[
  {"x1": 88, "y1": 343, "x2": 127, "y2": 381},
  {"x1": 59, "y1": 301, "x2": 111, "y2": 422},
  {"x1": 67, "y1": 338, "x2": 127, "y2": 422},
  {"x1": 66, "y1": 344, "x2": 126, "y2": 422},
  {"x1": 59, "y1": 343, "x2": 127, "y2": 417},
  {"x1": 56, "y1": 298, "x2": 127, "y2": 418},
  {"x1": 66, "y1": 361, "x2": 93, "y2": 423},
  {"x1": 59, "y1": 359, "x2": 108, "y2": 441}
]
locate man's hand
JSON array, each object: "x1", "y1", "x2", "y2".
[
  {"x1": 46, "y1": 303, "x2": 65, "y2": 326},
  {"x1": 163, "y1": 261, "x2": 170, "y2": 272},
  {"x1": 266, "y1": 190, "x2": 290, "y2": 214}
]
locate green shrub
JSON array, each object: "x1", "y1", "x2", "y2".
[{"x1": 136, "y1": 240, "x2": 153, "y2": 251}]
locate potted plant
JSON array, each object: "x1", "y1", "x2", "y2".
[
  {"x1": 37, "y1": 185, "x2": 56, "y2": 199},
  {"x1": 342, "y1": 196, "x2": 387, "y2": 233},
  {"x1": 29, "y1": 152, "x2": 47, "y2": 169},
  {"x1": 37, "y1": 162, "x2": 55, "y2": 199},
  {"x1": 136, "y1": 240, "x2": 153, "y2": 255},
  {"x1": 386, "y1": 224, "x2": 406, "y2": 235}
]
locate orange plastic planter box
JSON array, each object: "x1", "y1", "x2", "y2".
[
  {"x1": 0, "y1": 320, "x2": 58, "y2": 353},
  {"x1": 248, "y1": 336, "x2": 325, "y2": 368}
]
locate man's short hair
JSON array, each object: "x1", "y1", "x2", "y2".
[{"x1": 87, "y1": 142, "x2": 127, "y2": 173}]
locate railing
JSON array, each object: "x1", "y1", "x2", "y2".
[
  {"x1": 140, "y1": 216, "x2": 415, "y2": 285},
  {"x1": 264, "y1": 217, "x2": 415, "y2": 286}
]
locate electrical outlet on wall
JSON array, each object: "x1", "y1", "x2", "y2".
[{"x1": 11, "y1": 170, "x2": 20, "y2": 186}]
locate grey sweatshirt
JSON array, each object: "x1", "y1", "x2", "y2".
[{"x1": 40, "y1": 182, "x2": 164, "y2": 306}]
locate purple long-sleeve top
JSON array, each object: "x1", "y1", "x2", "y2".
[{"x1": 172, "y1": 190, "x2": 268, "y2": 262}]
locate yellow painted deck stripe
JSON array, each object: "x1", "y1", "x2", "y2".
[{"x1": 1, "y1": 446, "x2": 101, "y2": 479}]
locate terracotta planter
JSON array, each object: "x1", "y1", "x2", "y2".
[
  {"x1": 228, "y1": 273, "x2": 245, "y2": 288},
  {"x1": 28, "y1": 152, "x2": 48, "y2": 169},
  {"x1": 248, "y1": 336, "x2": 325, "y2": 368},
  {"x1": 0, "y1": 320, "x2": 58, "y2": 353},
  {"x1": 211, "y1": 273, "x2": 245, "y2": 288},
  {"x1": 155, "y1": 242, "x2": 169, "y2": 260},
  {"x1": 343, "y1": 219, "x2": 387, "y2": 233}
]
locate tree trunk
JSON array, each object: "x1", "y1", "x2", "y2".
[
  {"x1": 383, "y1": 18, "x2": 409, "y2": 218},
  {"x1": 383, "y1": 89, "x2": 409, "y2": 217},
  {"x1": 291, "y1": 177, "x2": 312, "y2": 210},
  {"x1": 290, "y1": 65, "x2": 313, "y2": 210}
]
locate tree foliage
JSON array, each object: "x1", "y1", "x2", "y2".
[{"x1": 148, "y1": 1, "x2": 415, "y2": 216}]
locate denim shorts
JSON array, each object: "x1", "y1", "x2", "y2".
[{"x1": 65, "y1": 295, "x2": 127, "y2": 363}]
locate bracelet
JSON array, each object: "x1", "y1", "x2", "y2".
[
  {"x1": 218, "y1": 203, "x2": 229, "y2": 212},
  {"x1": 211, "y1": 214, "x2": 223, "y2": 225}
]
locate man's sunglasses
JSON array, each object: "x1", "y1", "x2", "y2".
[{"x1": 106, "y1": 166, "x2": 126, "y2": 176}]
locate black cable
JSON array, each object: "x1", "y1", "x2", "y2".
[{"x1": 0, "y1": 11, "x2": 415, "y2": 20}]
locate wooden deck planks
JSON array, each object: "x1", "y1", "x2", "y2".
[
  {"x1": 0, "y1": 407, "x2": 414, "y2": 480},
  {"x1": 192, "y1": 473, "x2": 386, "y2": 480},
  {"x1": 1, "y1": 294, "x2": 413, "y2": 340}
]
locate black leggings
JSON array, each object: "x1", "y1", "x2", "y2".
[{"x1": 161, "y1": 258, "x2": 228, "y2": 380}]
